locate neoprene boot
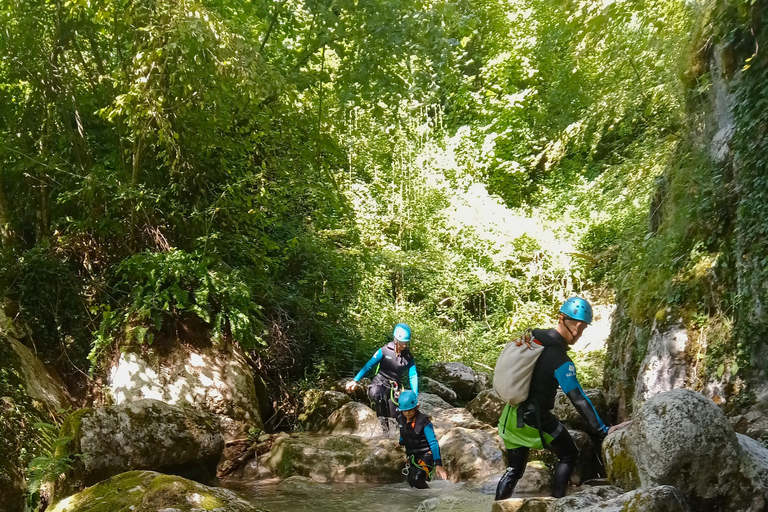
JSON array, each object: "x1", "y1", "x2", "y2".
[
  {"x1": 494, "y1": 467, "x2": 520, "y2": 500},
  {"x1": 551, "y1": 460, "x2": 575, "y2": 498}
]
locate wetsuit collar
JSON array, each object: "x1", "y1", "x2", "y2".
[{"x1": 531, "y1": 328, "x2": 570, "y2": 352}]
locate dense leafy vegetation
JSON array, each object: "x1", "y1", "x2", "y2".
[{"x1": 4, "y1": 0, "x2": 767, "y2": 423}]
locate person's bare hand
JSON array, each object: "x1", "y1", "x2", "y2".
[
  {"x1": 435, "y1": 466, "x2": 448, "y2": 480},
  {"x1": 345, "y1": 380, "x2": 357, "y2": 392},
  {"x1": 608, "y1": 420, "x2": 632, "y2": 435}
]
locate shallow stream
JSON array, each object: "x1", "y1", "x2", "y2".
[{"x1": 221, "y1": 478, "x2": 497, "y2": 512}]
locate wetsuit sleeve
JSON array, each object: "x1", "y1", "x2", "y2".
[
  {"x1": 423, "y1": 423, "x2": 442, "y2": 465},
  {"x1": 354, "y1": 349, "x2": 383, "y2": 382},
  {"x1": 408, "y1": 362, "x2": 419, "y2": 395},
  {"x1": 554, "y1": 361, "x2": 608, "y2": 437}
]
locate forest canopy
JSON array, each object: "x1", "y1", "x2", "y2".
[{"x1": 0, "y1": 0, "x2": 705, "y2": 391}]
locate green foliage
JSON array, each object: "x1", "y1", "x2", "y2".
[
  {"x1": 26, "y1": 421, "x2": 78, "y2": 511},
  {"x1": 89, "y1": 250, "x2": 264, "y2": 367}
]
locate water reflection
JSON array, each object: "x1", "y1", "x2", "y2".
[{"x1": 221, "y1": 478, "x2": 496, "y2": 512}]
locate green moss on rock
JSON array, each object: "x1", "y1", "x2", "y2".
[{"x1": 48, "y1": 470, "x2": 267, "y2": 512}]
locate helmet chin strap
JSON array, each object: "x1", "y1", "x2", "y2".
[{"x1": 564, "y1": 318, "x2": 578, "y2": 341}]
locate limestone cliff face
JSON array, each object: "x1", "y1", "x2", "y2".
[{"x1": 605, "y1": 3, "x2": 768, "y2": 420}]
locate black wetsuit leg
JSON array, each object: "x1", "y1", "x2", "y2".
[
  {"x1": 368, "y1": 384, "x2": 394, "y2": 418},
  {"x1": 495, "y1": 446, "x2": 529, "y2": 500},
  {"x1": 522, "y1": 408, "x2": 579, "y2": 498}
]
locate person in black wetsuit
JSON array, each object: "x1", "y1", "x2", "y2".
[
  {"x1": 396, "y1": 390, "x2": 448, "y2": 488},
  {"x1": 346, "y1": 323, "x2": 419, "y2": 419},
  {"x1": 495, "y1": 297, "x2": 616, "y2": 500}
]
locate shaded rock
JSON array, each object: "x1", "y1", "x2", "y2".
[
  {"x1": 473, "y1": 371, "x2": 493, "y2": 394},
  {"x1": 48, "y1": 470, "x2": 263, "y2": 512},
  {"x1": 552, "y1": 389, "x2": 608, "y2": 432},
  {"x1": 556, "y1": 485, "x2": 691, "y2": 512},
  {"x1": 416, "y1": 392, "x2": 453, "y2": 417},
  {"x1": 108, "y1": 342, "x2": 262, "y2": 442},
  {"x1": 421, "y1": 376, "x2": 459, "y2": 405},
  {"x1": 492, "y1": 497, "x2": 556, "y2": 512},
  {"x1": 258, "y1": 434, "x2": 404, "y2": 483},
  {"x1": 429, "y1": 363, "x2": 477, "y2": 400},
  {"x1": 277, "y1": 475, "x2": 332, "y2": 492},
  {"x1": 439, "y1": 427, "x2": 504, "y2": 481},
  {"x1": 319, "y1": 401, "x2": 397, "y2": 437},
  {"x1": 467, "y1": 389, "x2": 505, "y2": 426},
  {"x1": 550, "y1": 486, "x2": 625, "y2": 511},
  {"x1": 732, "y1": 407, "x2": 768, "y2": 443},
  {"x1": 298, "y1": 390, "x2": 350, "y2": 431},
  {"x1": 331, "y1": 378, "x2": 370, "y2": 402},
  {"x1": 530, "y1": 430, "x2": 603, "y2": 486},
  {"x1": 616, "y1": 389, "x2": 768, "y2": 512},
  {"x1": 61, "y1": 399, "x2": 223, "y2": 493}
]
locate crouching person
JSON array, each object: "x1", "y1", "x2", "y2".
[{"x1": 396, "y1": 390, "x2": 448, "y2": 488}]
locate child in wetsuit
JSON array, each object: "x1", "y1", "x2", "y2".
[{"x1": 396, "y1": 390, "x2": 448, "y2": 488}]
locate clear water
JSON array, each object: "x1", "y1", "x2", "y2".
[{"x1": 221, "y1": 478, "x2": 496, "y2": 512}]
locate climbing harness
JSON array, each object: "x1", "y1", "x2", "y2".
[{"x1": 402, "y1": 455, "x2": 435, "y2": 480}]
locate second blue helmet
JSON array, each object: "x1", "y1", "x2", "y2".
[
  {"x1": 559, "y1": 297, "x2": 593, "y2": 324},
  {"x1": 398, "y1": 390, "x2": 418, "y2": 411}
]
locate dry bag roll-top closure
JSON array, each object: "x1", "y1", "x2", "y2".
[{"x1": 493, "y1": 330, "x2": 544, "y2": 405}]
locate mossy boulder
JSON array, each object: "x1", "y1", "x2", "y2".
[
  {"x1": 48, "y1": 470, "x2": 265, "y2": 512},
  {"x1": 257, "y1": 433, "x2": 404, "y2": 483},
  {"x1": 298, "y1": 390, "x2": 350, "y2": 431},
  {"x1": 603, "y1": 427, "x2": 640, "y2": 490},
  {"x1": 60, "y1": 399, "x2": 223, "y2": 495}
]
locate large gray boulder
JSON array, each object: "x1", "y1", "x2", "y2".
[
  {"x1": 438, "y1": 427, "x2": 505, "y2": 481},
  {"x1": 552, "y1": 485, "x2": 689, "y2": 512},
  {"x1": 467, "y1": 388, "x2": 506, "y2": 426},
  {"x1": 429, "y1": 362, "x2": 477, "y2": 400},
  {"x1": 319, "y1": 401, "x2": 397, "y2": 437},
  {"x1": 473, "y1": 371, "x2": 493, "y2": 394},
  {"x1": 60, "y1": 399, "x2": 223, "y2": 493},
  {"x1": 48, "y1": 470, "x2": 264, "y2": 512},
  {"x1": 420, "y1": 376, "x2": 459, "y2": 405},
  {"x1": 107, "y1": 341, "x2": 262, "y2": 441},
  {"x1": 257, "y1": 433, "x2": 404, "y2": 483},
  {"x1": 604, "y1": 389, "x2": 768, "y2": 512}
]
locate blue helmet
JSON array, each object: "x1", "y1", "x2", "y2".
[
  {"x1": 393, "y1": 323, "x2": 412, "y2": 343},
  {"x1": 398, "y1": 390, "x2": 418, "y2": 411},
  {"x1": 559, "y1": 297, "x2": 593, "y2": 324}
]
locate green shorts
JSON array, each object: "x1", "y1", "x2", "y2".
[{"x1": 497, "y1": 403, "x2": 554, "y2": 450}]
